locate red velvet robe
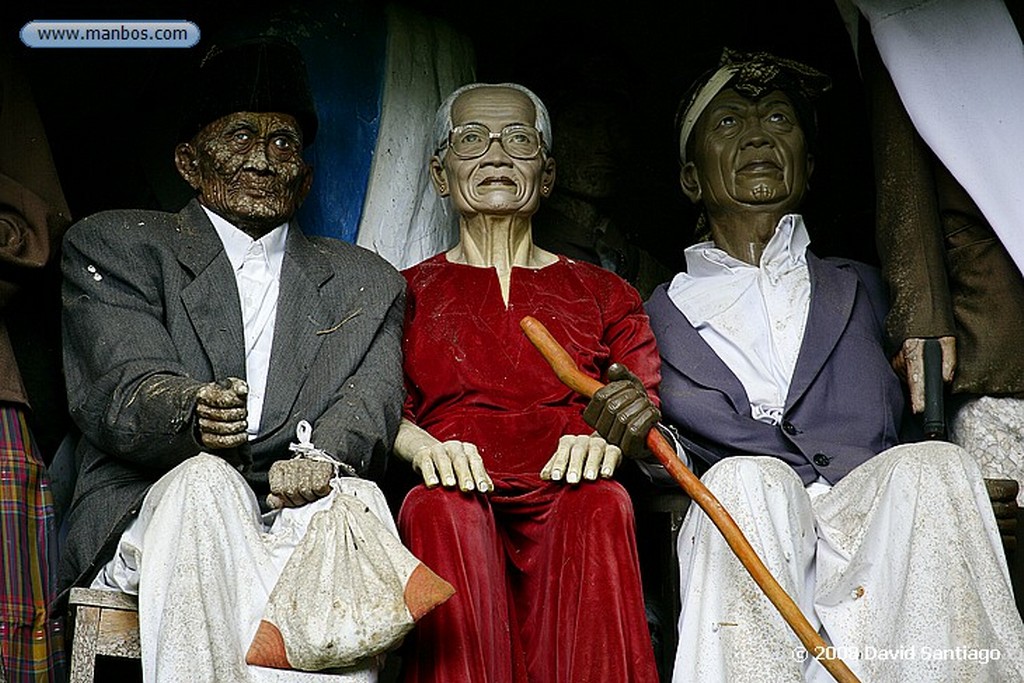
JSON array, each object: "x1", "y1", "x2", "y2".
[{"x1": 398, "y1": 254, "x2": 660, "y2": 683}]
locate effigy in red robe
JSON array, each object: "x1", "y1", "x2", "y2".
[{"x1": 398, "y1": 253, "x2": 660, "y2": 683}]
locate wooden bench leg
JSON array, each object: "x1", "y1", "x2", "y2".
[{"x1": 69, "y1": 605, "x2": 101, "y2": 683}]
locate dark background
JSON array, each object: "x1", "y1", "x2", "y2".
[
  {"x1": 3, "y1": 0, "x2": 877, "y2": 457},
  {"x1": 6, "y1": 0, "x2": 877, "y2": 268}
]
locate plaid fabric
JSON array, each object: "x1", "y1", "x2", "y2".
[{"x1": 0, "y1": 406, "x2": 64, "y2": 682}]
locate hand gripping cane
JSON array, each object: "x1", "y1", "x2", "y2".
[{"x1": 520, "y1": 316, "x2": 860, "y2": 683}]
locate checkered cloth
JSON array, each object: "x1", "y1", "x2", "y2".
[{"x1": 0, "y1": 405, "x2": 64, "y2": 682}]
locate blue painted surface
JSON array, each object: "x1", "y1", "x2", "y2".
[{"x1": 218, "y1": 4, "x2": 388, "y2": 243}]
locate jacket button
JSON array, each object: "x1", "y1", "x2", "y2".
[
  {"x1": 782, "y1": 420, "x2": 798, "y2": 436},
  {"x1": 813, "y1": 453, "x2": 831, "y2": 467}
]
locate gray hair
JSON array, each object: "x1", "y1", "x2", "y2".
[{"x1": 432, "y1": 82, "x2": 553, "y2": 158}]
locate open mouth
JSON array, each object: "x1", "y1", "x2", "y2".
[
  {"x1": 738, "y1": 160, "x2": 781, "y2": 174},
  {"x1": 478, "y1": 176, "x2": 517, "y2": 188}
]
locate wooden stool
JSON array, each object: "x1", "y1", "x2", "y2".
[
  {"x1": 986, "y1": 478, "x2": 1019, "y2": 553},
  {"x1": 67, "y1": 587, "x2": 140, "y2": 683},
  {"x1": 985, "y1": 478, "x2": 1022, "y2": 617}
]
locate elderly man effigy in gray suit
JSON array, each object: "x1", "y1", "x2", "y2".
[
  {"x1": 586, "y1": 50, "x2": 1024, "y2": 683},
  {"x1": 58, "y1": 39, "x2": 414, "y2": 682}
]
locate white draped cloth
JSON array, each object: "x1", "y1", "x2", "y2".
[
  {"x1": 92, "y1": 454, "x2": 396, "y2": 683},
  {"x1": 355, "y1": 4, "x2": 474, "y2": 269},
  {"x1": 672, "y1": 444, "x2": 1024, "y2": 683},
  {"x1": 847, "y1": 0, "x2": 1024, "y2": 278}
]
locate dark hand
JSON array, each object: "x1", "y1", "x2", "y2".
[
  {"x1": 195, "y1": 377, "x2": 249, "y2": 450},
  {"x1": 266, "y1": 458, "x2": 334, "y2": 509},
  {"x1": 583, "y1": 363, "x2": 660, "y2": 458}
]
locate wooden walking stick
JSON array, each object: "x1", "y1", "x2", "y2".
[{"x1": 520, "y1": 315, "x2": 860, "y2": 683}]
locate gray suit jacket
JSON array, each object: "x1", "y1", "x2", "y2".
[
  {"x1": 647, "y1": 253, "x2": 905, "y2": 485},
  {"x1": 59, "y1": 199, "x2": 405, "y2": 592}
]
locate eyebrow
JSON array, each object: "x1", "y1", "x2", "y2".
[
  {"x1": 457, "y1": 121, "x2": 530, "y2": 128},
  {"x1": 223, "y1": 120, "x2": 300, "y2": 138}
]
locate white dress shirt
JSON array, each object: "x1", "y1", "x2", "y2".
[
  {"x1": 204, "y1": 206, "x2": 288, "y2": 437},
  {"x1": 668, "y1": 214, "x2": 812, "y2": 426}
]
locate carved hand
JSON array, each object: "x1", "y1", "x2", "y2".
[
  {"x1": 195, "y1": 377, "x2": 249, "y2": 450},
  {"x1": 540, "y1": 433, "x2": 622, "y2": 483},
  {"x1": 892, "y1": 337, "x2": 956, "y2": 414},
  {"x1": 266, "y1": 458, "x2": 334, "y2": 509},
  {"x1": 582, "y1": 363, "x2": 660, "y2": 458}
]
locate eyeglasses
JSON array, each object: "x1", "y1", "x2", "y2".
[{"x1": 442, "y1": 123, "x2": 545, "y2": 160}]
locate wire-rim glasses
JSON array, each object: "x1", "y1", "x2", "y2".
[{"x1": 442, "y1": 123, "x2": 544, "y2": 160}]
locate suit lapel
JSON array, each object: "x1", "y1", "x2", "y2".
[
  {"x1": 257, "y1": 225, "x2": 335, "y2": 437},
  {"x1": 648, "y1": 285, "x2": 751, "y2": 414},
  {"x1": 785, "y1": 254, "x2": 858, "y2": 409},
  {"x1": 177, "y1": 200, "x2": 247, "y2": 380}
]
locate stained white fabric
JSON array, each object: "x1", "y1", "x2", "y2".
[
  {"x1": 93, "y1": 454, "x2": 387, "y2": 683},
  {"x1": 672, "y1": 444, "x2": 1024, "y2": 683},
  {"x1": 850, "y1": 0, "x2": 1024, "y2": 278},
  {"x1": 355, "y1": 5, "x2": 475, "y2": 269},
  {"x1": 668, "y1": 214, "x2": 811, "y2": 425},
  {"x1": 206, "y1": 206, "x2": 288, "y2": 436}
]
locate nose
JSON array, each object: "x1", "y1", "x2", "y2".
[
  {"x1": 479, "y1": 134, "x2": 512, "y2": 165},
  {"x1": 242, "y1": 142, "x2": 271, "y2": 172},
  {"x1": 739, "y1": 116, "x2": 772, "y2": 149}
]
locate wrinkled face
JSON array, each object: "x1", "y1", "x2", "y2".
[
  {"x1": 175, "y1": 111, "x2": 312, "y2": 237},
  {"x1": 682, "y1": 88, "x2": 812, "y2": 216},
  {"x1": 431, "y1": 87, "x2": 555, "y2": 218}
]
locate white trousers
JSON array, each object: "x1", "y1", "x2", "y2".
[
  {"x1": 672, "y1": 443, "x2": 1024, "y2": 682},
  {"x1": 93, "y1": 454, "x2": 388, "y2": 683}
]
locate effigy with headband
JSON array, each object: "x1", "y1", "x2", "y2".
[{"x1": 677, "y1": 48, "x2": 832, "y2": 164}]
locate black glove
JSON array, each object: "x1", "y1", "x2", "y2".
[{"x1": 583, "y1": 363, "x2": 660, "y2": 459}]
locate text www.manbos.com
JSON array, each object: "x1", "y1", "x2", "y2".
[{"x1": 21, "y1": 21, "x2": 200, "y2": 48}]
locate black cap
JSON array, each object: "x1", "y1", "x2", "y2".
[{"x1": 180, "y1": 37, "x2": 318, "y2": 146}]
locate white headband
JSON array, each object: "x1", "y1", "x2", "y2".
[{"x1": 677, "y1": 64, "x2": 739, "y2": 165}]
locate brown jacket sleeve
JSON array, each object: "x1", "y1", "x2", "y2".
[{"x1": 860, "y1": 30, "x2": 955, "y2": 357}]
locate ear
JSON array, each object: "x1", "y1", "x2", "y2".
[
  {"x1": 175, "y1": 143, "x2": 202, "y2": 189},
  {"x1": 296, "y1": 164, "x2": 314, "y2": 206},
  {"x1": 429, "y1": 156, "x2": 449, "y2": 197},
  {"x1": 540, "y1": 157, "x2": 556, "y2": 197},
  {"x1": 679, "y1": 162, "x2": 702, "y2": 204}
]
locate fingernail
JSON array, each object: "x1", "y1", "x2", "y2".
[
  {"x1": 585, "y1": 469, "x2": 596, "y2": 480},
  {"x1": 567, "y1": 472, "x2": 579, "y2": 483},
  {"x1": 551, "y1": 469, "x2": 562, "y2": 480},
  {"x1": 478, "y1": 482, "x2": 489, "y2": 493},
  {"x1": 601, "y1": 467, "x2": 612, "y2": 477},
  {"x1": 445, "y1": 477, "x2": 456, "y2": 486}
]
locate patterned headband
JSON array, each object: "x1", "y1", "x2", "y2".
[{"x1": 677, "y1": 48, "x2": 832, "y2": 164}]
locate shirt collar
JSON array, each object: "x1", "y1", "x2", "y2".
[
  {"x1": 683, "y1": 213, "x2": 810, "y2": 278},
  {"x1": 202, "y1": 205, "x2": 289, "y2": 277}
]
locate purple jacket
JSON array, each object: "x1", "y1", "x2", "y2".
[{"x1": 647, "y1": 254, "x2": 904, "y2": 485}]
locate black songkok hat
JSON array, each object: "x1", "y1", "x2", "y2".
[{"x1": 180, "y1": 37, "x2": 318, "y2": 146}]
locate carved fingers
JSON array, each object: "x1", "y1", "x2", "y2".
[
  {"x1": 583, "y1": 362, "x2": 660, "y2": 458},
  {"x1": 195, "y1": 377, "x2": 249, "y2": 449},
  {"x1": 541, "y1": 434, "x2": 622, "y2": 484},
  {"x1": 895, "y1": 337, "x2": 957, "y2": 414},
  {"x1": 413, "y1": 440, "x2": 493, "y2": 494},
  {"x1": 266, "y1": 458, "x2": 334, "y2": 509}
]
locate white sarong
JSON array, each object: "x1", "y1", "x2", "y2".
[
  {"x1": 672, "y1": 443, "x2": 1024, "y2": 682},
  {"x1": 93, "y1": 454, "x2": 391, "y2": 683}
]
